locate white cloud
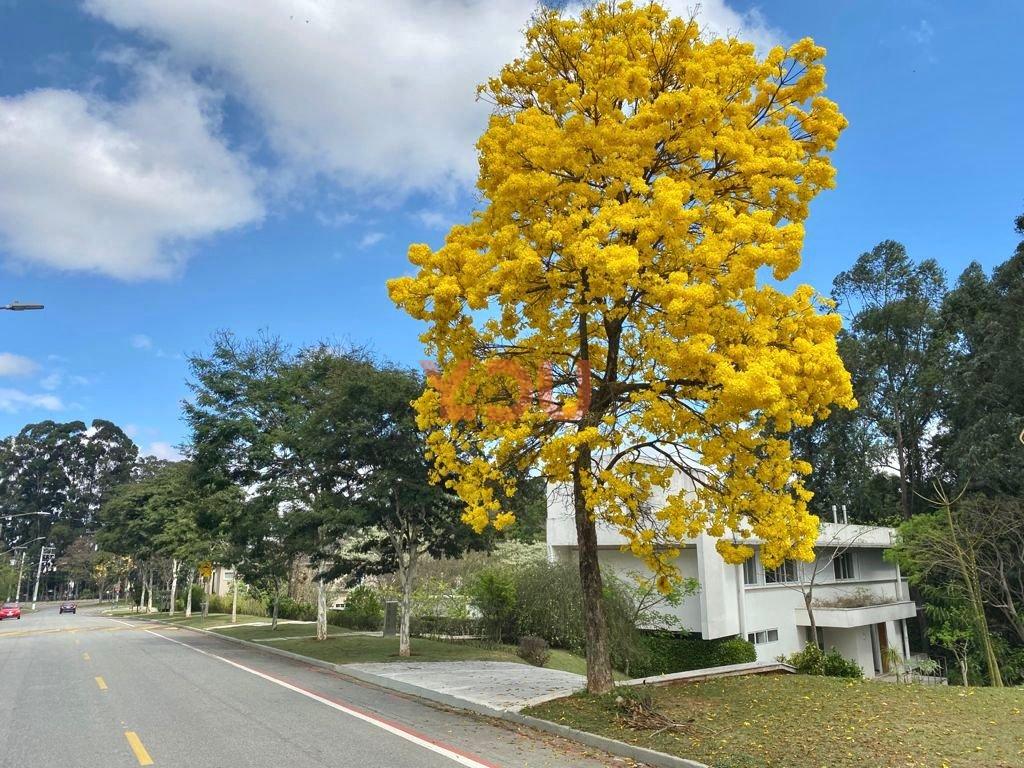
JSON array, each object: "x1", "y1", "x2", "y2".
[
  {"x1": 39, "y1": 372, "x2": 62, "y2": 391},
  {"x1": 359, "y1": 232, "x2": 385, "y2": 249},
  {"x1": 145, "y1": 440, "x2": 183, "y2": 461},
  {"x1": 316, "y1": 210, "x2": 356, "y2": 228},
  {"x1": 0, "y1": 388, "x2": 63, "y2": 413},
  {"x1": 0, "y1": 352, "x2": 38, "y2": 377},
  {"x1": 693, "y1": 0, "x2": 783, "y2": 54},
  {"x1": 414, "y1": 209, "x2": 454, "y2": 230},
  {"x1": 130, "y1": 334, "x2": 153, "y2": 349},
  {"x1": 0, "y1": 63, "x2": 263, "y2": 279},
  {"x1": 86, "y1": 1, "x2": 781, "y2": 198}
]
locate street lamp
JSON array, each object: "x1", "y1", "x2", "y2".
[{"x1": 1, "y1": 301, "x2": 44, "y2": 311}]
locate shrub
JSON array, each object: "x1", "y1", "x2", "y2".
[
  {"x1": 784, "y1": 643, "x2": 863, "y2": 678},
  {"x1": 207, "y1": 593, "x2": 268, "y2": 616},
  {"x1": 341, "y1": 585, "x2": 383, "y2": 629},
  {"x1": 274, "y1": 597, "x2": 317, "y2": 621},
  {"x1": 631, "y1": 633, "x2": 756, "y2": 677},
  {"x1": 192, "y1": 583, "x2": 205, "y2": 610},
  {"x1": 328, "y1": 608, "x2": 383, "y2": 631},
  {"x1": 822, "y1": 649, "x2": 863, "y2": 678},
  {"x1": 506, "y1": 560, "x2": 646, "y2": 673},
  {"x1": 813, "y1": 588, "x2": 884, "y2": 609},
  {"x1": 468, "y1": 568, "x2": 517, "y2": 643},
  {"x1": 172, "y1": 583, "x2": 205, "y2": 612},
  {"x1": 410, "y1": 614, "x2": 483, "y2": 638},
  {"x1": 517, "y1": 635, "x2": 551, "y2": 667}
]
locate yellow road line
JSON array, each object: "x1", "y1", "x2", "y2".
[
  {"x1": 82, "y1": 652, "x2": 90, "y2": 661},
  {"x1": 125, "y1": 732, "x2": 153, "y2": 766},
  {"x1": 0, "y1": 624, "x2": 160, "y2": 641},
  {"x1": 94, "y1": 676, "x2": 107, "y2": 690}
]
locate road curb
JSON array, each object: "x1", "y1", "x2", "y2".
[{"x1": 129, "y1": 616, "x2": 709, "y2": 768}]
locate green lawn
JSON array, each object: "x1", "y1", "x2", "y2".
[
  {"x1": 213, "y1": 621, "x2": 357, "y2": 641},
  {"x1": 213, "y1": 624, "x2": 598, "y2": 677},
  {"x1": 525, "y1": 674, "x2": 1024, "y2": 768},
  {"x1": 105, "y1": 609, "x2": 269, "y2": 630},
  {"x1": 125, "y1": 610, "x2": 598, "y2": 677}
]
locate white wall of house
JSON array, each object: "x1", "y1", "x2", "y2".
[
  {"x1": 547, "y1": 479, "x2": 917, "y2": 677},
  {"x1": 208, "y1": 566, "x2": 235, "y2": 597}
]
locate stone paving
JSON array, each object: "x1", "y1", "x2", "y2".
[{"x1": 343, "y1": 660, "x2": 586, "y2": 711}]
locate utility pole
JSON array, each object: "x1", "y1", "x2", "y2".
[
  {"x1": 31, "y1": 544, "x2": 55, "y2": 610},
  {"x1": 15, "y1": 550, "x2": 26, "y2": 602}
]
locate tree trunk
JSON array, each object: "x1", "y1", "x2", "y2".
[
  {"x1": 994, "y1": 569, "x2": 1024, "y2": 644},
  {"x1": 398, "y1": 548, "x2": 419, "y2": 658},
  {"x1": 958, "y1": 649, "x2": 970, "y2": 687},
  {"x1": 146, "y1": 569, "x2": 154, "y2": 613},
  {"x1": 201, "y1": 577, "x2": 209, "y2": 619},
  {"x1": 804, "y1": 592, "x2": 819, "y2": 648},
  {"x1": 168, "y1": 559, "x2": 178, "y2": 617},
  {"x1": 231, "y1": 567, "x2": 238, "y2": 624},
  {"x1": 894, "y1": 418, "x2": 912, "y2": 520},
  {"x1": 945, "y1": 503, "x2": 1002, "y2": 686},
  {"x1": 138, "y1": 568, "x2": 146, "y2": 613},
  {"x1": 271, "y1": 581, "x2": 280, "y2": 630},
  {"x1": 184, "y1": 569, "x2": 194, "y2": 618},
  {"x1": 316, "y1": 578, "x2": 328, "y2": 641},
  {"x1": 573, "y1": 446, "x2": 614, "y2": 694}
]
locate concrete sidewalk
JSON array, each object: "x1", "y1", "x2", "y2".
[{"x1": 343, "y1": 660, "x2": 585, "y2": 711}]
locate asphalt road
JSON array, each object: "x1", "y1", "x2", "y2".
[{"x1": 0, "y1": 606, "x2": 627, "y2": 768}]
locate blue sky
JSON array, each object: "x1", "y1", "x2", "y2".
[{"x1": 0, "y1": 0, "x2": 1021, "y2": 458}]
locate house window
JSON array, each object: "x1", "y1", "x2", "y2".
[
  {"x1": 747, "y1": 628, "x2": 780, "y2": 645},
  {"x1": 833, "y1": 551, "x2": 855, "y2": 581},
  {"x1": 764, "y1": 560, "x2": 798, "y2": 584},
  {"x1": 742, "y1": 555, "x2": 760, "y2": 585}
]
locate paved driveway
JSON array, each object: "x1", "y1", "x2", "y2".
[{"x1": 343, "y1": 660, "x2": 585, "y2": 711}]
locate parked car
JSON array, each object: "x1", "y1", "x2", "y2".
[
  {"x1": 59, "y1": 602, "x2": 77, "y2": 615},
  {"x1": 0, "y1": 602, "x2": 22, "y2": 620}
]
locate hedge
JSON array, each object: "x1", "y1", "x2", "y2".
[
  {"x1": 328, "y1": 608, "x2": 383, "y2": 631},
  {"x1": 631, "y1": 632, "x2": 756, "y2": 677},
  {"x1": 410, "y1": 615, "x2": 484, "y2": 637}
]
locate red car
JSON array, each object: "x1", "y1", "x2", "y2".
[
  {"x1": 59, "y1": 602, "x2": 76, "y2": 615},
  {"x1": 0, "y1": 602, "x2": 21, "y2": 620}
]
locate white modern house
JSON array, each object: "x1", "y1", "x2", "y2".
[{"x1": 546, "y1": 477, "x2": 918, "y2": 677}]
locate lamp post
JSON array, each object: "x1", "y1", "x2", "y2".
[{"x1": 1, "y1": 301, "x2": 44, "y2": 312}]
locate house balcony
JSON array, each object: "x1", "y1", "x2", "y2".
[{"x1": 795, "y1": 599, "x2": 917, "y2": 629}]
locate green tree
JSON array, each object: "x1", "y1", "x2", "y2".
[
  {"x1": 99, "y1": 460, "x2": 234, "y2": 615},
  {"x1": 185, "y1": 334, "x2": 357, "y2": 632},
  {"x1": 0, "y1": 419, "x2": 138, "y2": 550},
  {"x1": 299, "y1": 358, "x2": 486, "y2": 656},
  {"x1": 185, "y1": 332, "x2": 298, "y2": 627},
  {"x1": 790, "y1": 335, "x2": 901, "y2": 525},
  {"x1": 893, "y1": 488, "x2": 1003, "y2": 686},
  {"x1": 938, "y1": 213, "x2": 1024, "y2": 494},
  {"x1": 54, "y1": 535, "x2": 100, "y2": 597},
  {"x1": 832, "y1": 241, "x2": 947, "y2": 519}
]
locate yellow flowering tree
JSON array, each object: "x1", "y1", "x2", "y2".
[{"x1": 389, "y1": 2, "x2": 852, "y2": 693}]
